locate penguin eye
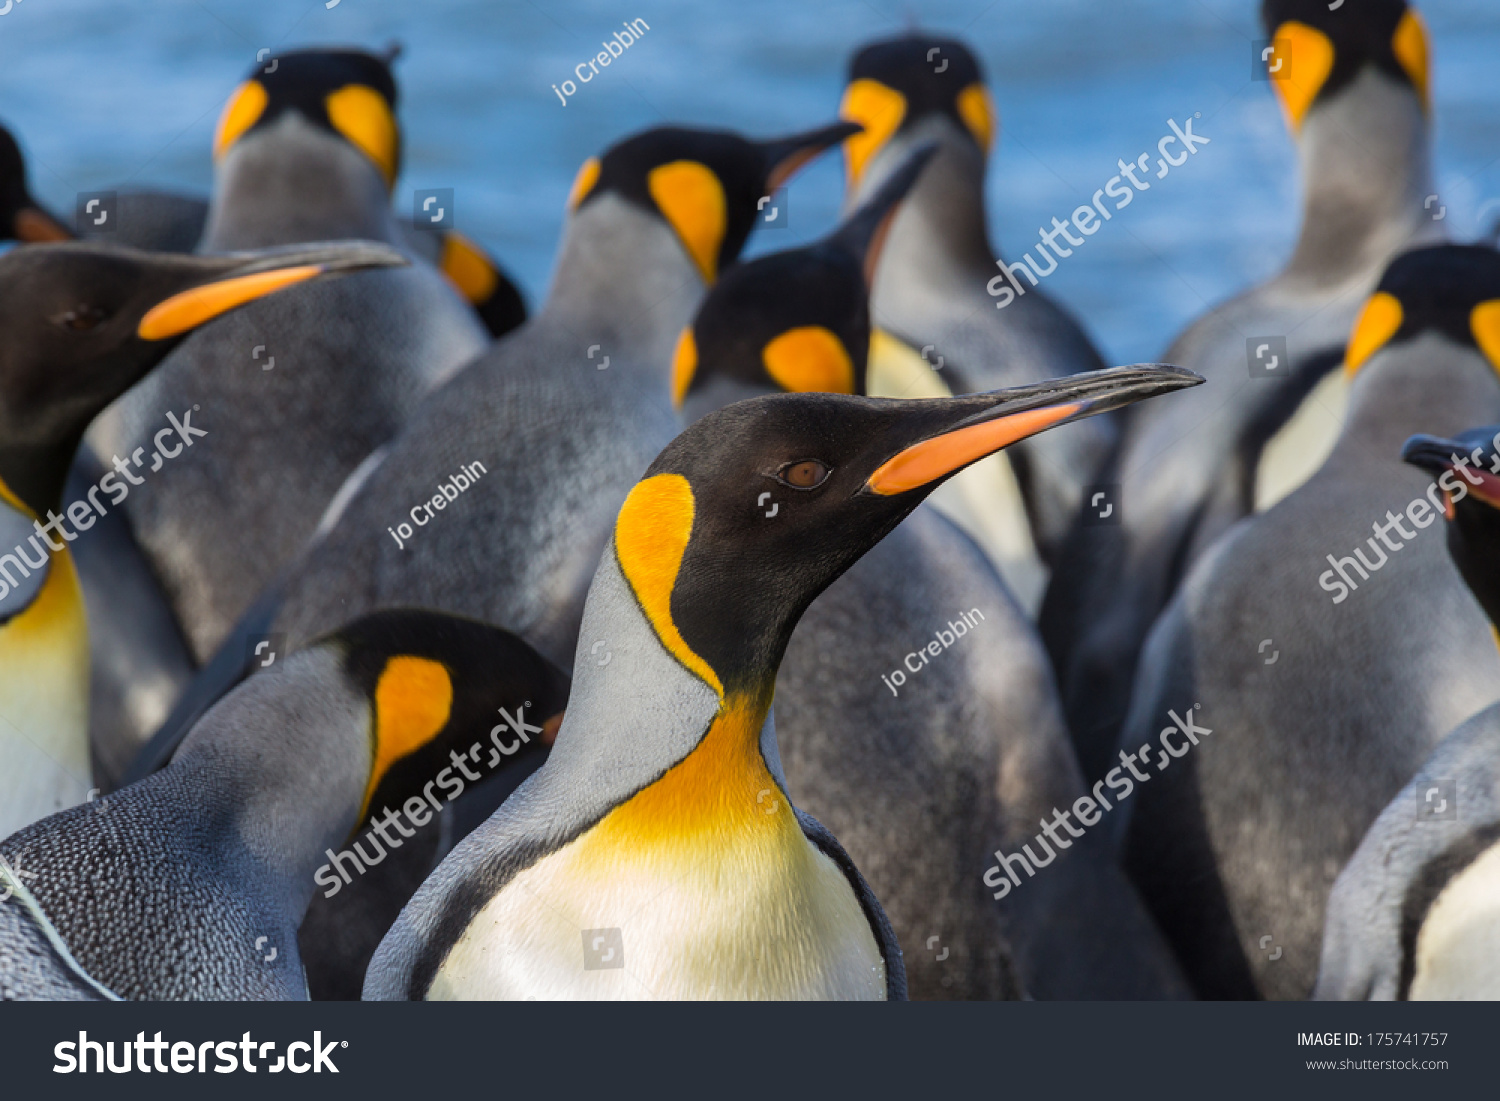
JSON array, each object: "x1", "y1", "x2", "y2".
[
  {"x1": 54, "y1": 305, "x2": 109, "y2": 332},
  {"x1": 779, "y1": 460, "x2": 830, "y2": 489}
]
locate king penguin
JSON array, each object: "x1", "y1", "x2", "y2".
[
  {"x1": 0, "y1": 239, "x2": 405, "y2": 840},
  {"x1": 0, "y1": 123, "x2": 71, "y2": 244},
  {"x1": 1119, "y1": 243, "x2": 1500, "y2": 1000},
  {"x1": 363, "y1": 363, "x2": 1200, "y2": 1001},
  {"x1": 837, "y1": 32, "x2": 1114, "y2": 610},
  {"x1": 86, "y1": 46, "x2": 490, "y2": 667},
  {"x1": 1315, "y1": 426, "x2": 1500, "y2": 999},
  {"x1": 675, "y1": 150, "x2": 1190, "y2": 999},
  {"x1": 243, "y1": 120, "x2": 857, "y2": 674},
  {"x1": 1044, "y1": 0, "x2": 1444, "y2": 781},
  {"x1": 0, "y1": 608, "x2": 566, "y2": 1001}
]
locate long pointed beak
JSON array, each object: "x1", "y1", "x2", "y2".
[
  {"x1": 758, "y1": 121, "x2": 865, "y2": 192},
  {"x1": 137, "y1": 240, "x2": 406, "y2": 341},
  {"x1": 1401, "y1": 433, "x2": 1465, "y2": 476},
  {"x1": 867, "y1": 364, "x2": 1202, "y2": 495},
  {"x1": 826, "y1": 143, "x2": 935, "y2": 287}
]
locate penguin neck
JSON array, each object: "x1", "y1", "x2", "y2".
[
  {"x1": 172, "y1": 651, "x2": 371, "y2": 919},
  {"x1": 1340, "y1": 334, "x2": 1500, "y2": 466},
  {"x1": 1283, "y1": 69, "x2": 1438, "y2": 289},
  {"x1": 200, "y1": 115, "x2": 401, "y2": 252},
  {"x1": 0, "y1": 436, "x2": 76, "y2": 520},
  {"x1": 868, "y1": 132, "x2": 995, "y2": 300},
  {"x1": 538, "y1": 194, "x2": 706, "y2": 378}
]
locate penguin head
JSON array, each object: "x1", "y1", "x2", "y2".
[
  {"x1": 1403, "y1": 427, "x2": 1500, "y2": 629},
  {"x1": 839, "y1": 33, "x2": 994, "y2": 195},
  {"x1": 0, "y1": 239, "x2": 404, "y2": 511},
  {"x1": 1344, "y1": 243, "x2": 1500, "y2": 381},
  {"x1": 613, "y1": 364, "x2": 1201, "y2": 701},
  {"x1": 564, "y1": 120, "x2": 859, "y2": 285},
  {"x1": 313, "y1": 609, "x2": 570, "y2": 825},
  {"x1": 673, "y1": 145, "x2": 936, "y2": 419},
  {"x1": 1260, "y1": 0, "x2": 1429, "y2": 131},
  {"x1": 212, "y1": 46, "x2": 403, "y2": 190},
  {"x1": 0, "y1": 123, "x2": 71, "y2": 244}
]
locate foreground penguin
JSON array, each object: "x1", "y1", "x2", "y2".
[
  {"x1": 838, "y1": 32, "x2": 1112, "y2": 607},
  {"x1": 1120, "y1": 244, "x2": 1500, "y2": 1000},
  {"x1": 1046, "y1": 0, "x2": 1444, "y2": 779},
  {"x1": 1316, "y1": 427, "x2": 1500, "y2": 999},
  {"x1": 87, "y1": 47, "x2": 490, "y2": 667},
  {"x1": 676, "y1": 154, "x2": 1189, "y2": 999},
  {"x1": 0, "y1": 239, "x2": 405, "y2": 839},
  {"x1": 365, "y1": 365, "x2": 1198, "y2": 1000},
  {"x1": 0, "y1": 609, "x2": 565, "y2": 1000}
]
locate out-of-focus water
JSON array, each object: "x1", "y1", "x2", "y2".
[{"x1": 1, "y1": 0, "x2": 1497, "y2": 363}]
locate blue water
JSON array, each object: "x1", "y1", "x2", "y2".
[{"x1": 2, "y1": 0, "x2": 1498, "y2": 365}]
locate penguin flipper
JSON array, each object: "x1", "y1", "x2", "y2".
[
  {"x1": 794, "y1": 806, "x2": 907, "y2": 1001},
  {"x1": 121, "y1": 580, "x2": 285, "y2": 786},
  {"x1": 64, "y1": 449, "x2": 196, "y2": 791}
]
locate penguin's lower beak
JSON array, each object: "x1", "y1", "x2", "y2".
[
  {"x1": 1401, "y1": 433, "x2": 1465, "y2": 477},
  {"x1": 758, "y1": 121, "x2": 865, "y2": 192},
  {"x1": 137, "y1": 240, "x2": 408, "y2": 341},
  {"x1": 12, "y1": 205, "x2": 73, "y2": 243},
  {"x1": 866, "y1": 364, "x2": 1202, "y2": 496},
  {"x1": 827, "y1": 143, "x2": 937, "y2": 287}
]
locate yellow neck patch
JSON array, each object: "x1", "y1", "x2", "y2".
[
  {"x1": 213, "y1": 80, "x2": 269, "y2": 161},
  {"x1": 956, "y1": 83, "x2": 995, "y2": 153},
  {"x1": 840, "y1": 79, "x2": 906, "y2": 187},
  {"x1": 614, "y1": 473, "x2": 723, "y2": 697},
  {"x1": 762, "y1": 326, "x2": 856, "y2": 395},
  {"x1": 567, "y1": 156, "x2": 602, "y2": 211},
  {"x1": 647, "y1": 161, "x2": 726, "y2": 285},
  {"x1": 1269, "y1": 21, "x2": 1336, "y2": 132},
  {"x1": 361, "y1": 656, "x2": 453, "y2": 818},
  {"x1": 581, "y1": 689, "x2": 782, "y2": 850},
  {"x1": 439, "y1": 231, "x2": 499, "y2": 305},
  {"x1": 1471, "y1": 300, "x2": 1500, "y2": 375},
  {"x1": 1392, "y1": 8, "x2": 1431, "y2": 110},
  {"x1": 324, "y1": 84, "x2": 399, "y2": 189},
  {"x1": 670, "y1": 327, "x2": 699, "y2": 409},
  {"x1": 1344, "y1": 291, "x2": 1405, "y2": 376}
]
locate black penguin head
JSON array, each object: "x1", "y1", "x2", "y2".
[
  {"x1": 1402, "y1": 427, "x2": 1500, "y2": 628},
  {"x1": 564, "y1": 120, "x2": 860, "y2": 285},
  {"x1": 211, "y1": 46, "x2": 403, "y2": 190},
  {"x1": 0, "y1": 239, "x2": 405, "y2": 513},
  {"x1": 840, "y1": 33, "x2": 994, "y2": 190},
  {"x1": 672, "y1": 145, "x2": 936, "y2": 414},
  {"x1": 432, "y1": 230, "x2": 528, "y2": 339},
  {"x1": 1344, "y1": 244, "x2": 1500, "y2": 379},
  {"x1": 612, "y1": 364, "x2": 1201, "y2": 700},
  {"x1": 0, "y1": 123, "x2": 71, "y2": 244},
  {"x1": 324, "y1": 609, "x2": 570, "y2": 824},
  {"x1": 1260, "y1": 0, "x2": 1429, "y2": 130}
]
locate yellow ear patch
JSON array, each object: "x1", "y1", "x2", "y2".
[
  {"x1": 212, "y1": 80, "x2": 269, "y2": 161},
  {"x1": 362, "y1": 656, "x2": 453, "y2": 817},
  {"x1": 840, "y1": 79, "x2": 906, "y2": 186},
  {"x1": 1345, "y1": 291, "x2": 1405, "y2": 376},
  {"x1": 762, "y1": 326, "x2": 856, "y2": 395},
  {"x1": 1471, "y1": 300, "x2": 1500, "y2": 376},
  {"x1": 648, "y1": 161, "x2": 726, "y2": 284},
  {"x1": 137, "y1": 264, "x2": 324, "y2": 341},
  {"x1": 614, "y1": 473, "x2": 723, "y2": 697},
  {"x1": 567, "y1": 156, "x2": 602, "y2": 211},
  {"x1": 324, "y1": 85, "x2": 399, "y2": 188},
  {"x1": 670, "y1": 326, "x2": 699, "y2": 409},
  {"x1": 1392, "y1": 8, "x2": 1431, "y2": 110},
  {"x1": 1269, "y1": 21, "x2": 1336, "y2": 131},
  {"x1": 956, "y1": 83, "x2": 995, "y2": 153},
  {"x1": 439, "y1": 231, "x2": 499, "y2": 305}
]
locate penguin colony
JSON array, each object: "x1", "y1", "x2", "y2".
[{"x1": 0, "y1": 0, "x2": 1497, "y2": 1004}]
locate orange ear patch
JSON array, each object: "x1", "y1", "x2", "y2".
[
  {"x1": 671, "y1": 327, "x2": 699, "y2": 408},
  {"x1": 647, "y1": 161, "x2": 726, "y2": 284},
  {"x1": 956, "y1": 83, "x2": 995, "y2": 153},
  {"x1": 325, "y1": 85, "x2": 399, "y2": 188},
  {"x1": 567, "y1": 156, "x2": 602, "y2": 211},
  {"x1": 840, "y1": 79, "x2": 906, "y2": 186},
  {"x1": 1470, "y1": 300, "x2": 1500, "y2": 376},
  {"x1": 761, "y1": 326, "x2": 856, "y2": 394},
  {"x1": 439, "y1": 232, "x2": 499, "y2": 305},
  {"x1": 1392, "y1": 8, "x2": 1431, "y2": 110},
  {"x1": 213, "y1": 80, "x2": 269, "y2": 161},
  {"x1": 1345, "y1": 291, "x2": 1404, "y2": 376},
  {"x1": 361, "y1": 656, "x2": 454, "y2": 817},
  {"x1": 1268, "y1": 21, "x2": 1336, "y2": 132}
]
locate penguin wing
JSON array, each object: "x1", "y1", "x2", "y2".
[
  {"x1": 0, "y1": 498, "x2": 48, "y2": 624},
  {"x1": 0, "y1": 900, "x2": 110, "y2": 1001},
  {"x1": 794, "y1": 807, "x2": 907, "y2": 1001}
]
